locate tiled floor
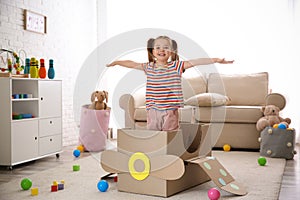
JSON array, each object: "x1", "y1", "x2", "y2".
[{"x1": 0, "y1": 142, "x2": 299, "y2": 199}]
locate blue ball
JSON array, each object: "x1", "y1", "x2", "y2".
[
  {"x1": 278, "y1": 123, "x2": 287, "y2": 129},
  {"x1": 73, "y1": 149, "x2": 81, "y2": 157},
  {"x1": 97, "y1": 180, "x2": 109, "y2": 192}
]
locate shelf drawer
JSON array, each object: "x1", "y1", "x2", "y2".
[
  {"x1": 39, "y1": 118, "x2": 62, "y2": 137},
  {"x1": 39, "y1": 134, "x2": 62, "y2": 156}
]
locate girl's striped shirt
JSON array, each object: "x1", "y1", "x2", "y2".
[{"x1": 142, "y1": 61, "x2": 184, "y2": 110}]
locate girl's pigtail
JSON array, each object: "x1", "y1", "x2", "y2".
[
  {"x1": 171, "y1": 39, "x2": 179, "y2": 61},
  {"x1": 171, "y1": 39, "x2": 184, "y2": 72},
  {"x1": 147, "y1": 38, "x2": 155, "y2": 63}
]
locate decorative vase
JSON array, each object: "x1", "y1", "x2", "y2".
[{"x1": 48, "y1": 59, "x2": 55, "y2": 79}]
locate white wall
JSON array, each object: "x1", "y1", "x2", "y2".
[
  {"x1": 104, "y1": 0, "x2": 300, "y2": 142},
  {"x1": 1, "y1": 0, "x2": 299, "y2": 145},
  {"x1": 0, "y1": 0, "x2": 98, "y2": 145}
]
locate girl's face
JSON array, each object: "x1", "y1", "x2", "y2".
[{"x1": 152, "y1": 38, "x2": 172, "y2": 63}]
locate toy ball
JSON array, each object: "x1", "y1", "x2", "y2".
[
  {"x1": 73, "y1": 149, "x2": 81, "y2": 157},
  {"x1": 258, "y1": 156, "x2": 267, "y2": 166},
  {"x1": 273, "y1": 124, "x2": 279, "y2": 128},
  {"x1": 77, "y1": 145, "x2": 85, "y2": 152},
  {"x1": 207, "y1": 188, "x2": 220, "y2": 200},
  {"x1": 278, "y1": 123, "x2": 287, "y2": 129},
  {"x1": 223, "y1": 144, "x2": 231, "y2": 152},
  {"x1": 21, "y1": 178, "x2": 32, "y2": 190},
  {"x1": 97, "y1": 180, "x2": 109, "y2": 192}
]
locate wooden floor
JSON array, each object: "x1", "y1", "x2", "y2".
[
  {"x1": 1, "y1": 143, "x2": 299, "y2": 200},
  {"x1": 278, "y1": 143, "x2": 300, "y2": 200}
]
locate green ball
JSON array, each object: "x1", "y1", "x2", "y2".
[
  {"x1": 21, "y1": 178, "x2": 32, "y2": 190},
  {"x1": 258, "y1": 157, "x2": 267, "y2": 166}
]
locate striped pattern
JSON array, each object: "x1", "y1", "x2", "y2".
[{"x1": 143, "y1": 61, "x2": 184, "y2": 110}]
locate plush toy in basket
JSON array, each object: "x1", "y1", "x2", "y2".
[
  {"x1": 256, "y1": 104, "x2": 291, "y2": 132},
  {"x1": 79, "y1": 90, "x2": 111, "y2": 152},
  {"x1": 256, "y1": 93, "x2": 296, "y2": 159},
  {"x1": 88, "y1": 90, "x2": 110, "y2": 110}
]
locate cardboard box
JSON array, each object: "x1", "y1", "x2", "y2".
[
  {"x1": 118, "y1": 123, "x2": 210, "y2": 197},
  {"x1": 101, "y1": 123, "x2": 247, "y2": 197}
]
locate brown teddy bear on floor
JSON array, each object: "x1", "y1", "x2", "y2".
[
  {"x1": 88, "y1": 90, "x2": 110, "y2": 110},
  {"x1": 256, "y1": 104, "x2": 291, "y2": 131}
]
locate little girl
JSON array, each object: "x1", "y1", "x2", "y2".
[{"x1": 107, "y1": 35, "x2": 233, "y2": 131}]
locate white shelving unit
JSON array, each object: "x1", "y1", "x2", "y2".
[{"x1": 0, "y1": 77, "x2": 62, "y2": 168}]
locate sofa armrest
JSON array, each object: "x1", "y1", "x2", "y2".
[{"x1": 119, "y1": 94, "x2": 135, "y2": 129}]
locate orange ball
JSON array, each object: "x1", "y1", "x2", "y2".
[
  {"x1": 273, "y1": 124, "x2": 279, "y2": 128},
  {"x1": 77, "y1": 145, "x2": 85, "y2": 152},
  {"x1": 223, "y1": 144, "x2": 231, "y2": 152}
]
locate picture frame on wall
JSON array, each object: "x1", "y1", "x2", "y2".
[{"x1": 24, "y1": 9, "x2": 47, "y2": 34}]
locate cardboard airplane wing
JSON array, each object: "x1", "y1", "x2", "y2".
[
  {"x1": 101, "y1": 150, "x2": 185, "y2": 180},
  {"x1": 187, "y1": 156, "x2": 247, "y2": 195}
]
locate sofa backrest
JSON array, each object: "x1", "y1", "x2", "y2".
[
  {"x1": 131, "y1": 72, "x2": 269, "y2": 107},
  {"x1": 182, "y1": 75, "x2": 207, "y2": 100},
  {"x1": 207, "y1": 72, "x2": 269, "y2": 106}
]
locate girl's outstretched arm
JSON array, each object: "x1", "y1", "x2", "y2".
[
  {"x1": 106, "y1": 60, "x2": 143, "y2": 70},
  {"x1": 184, "y1": 58, "x2": 234, "y2": 69}
]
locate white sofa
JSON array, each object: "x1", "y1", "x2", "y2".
[{"x1": 119, "y1": 72, "x2": 284, "y2": 150}]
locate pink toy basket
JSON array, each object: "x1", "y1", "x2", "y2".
[{"x1": 79, "y1": 105, "x2": 110, "y2": 151}]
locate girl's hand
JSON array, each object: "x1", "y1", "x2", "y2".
[
  {"x1": 215, "y1": 58, "x2": 234, "y2": 64},
  {"x1": 106, "y1": 62, "x2": 115, "y2": 67}
]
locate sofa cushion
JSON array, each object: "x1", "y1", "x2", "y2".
[
  {"x1": 134, "y1": 105, "x2": 262, "y2": 124},
  {"x1": 185, "y1": 93, "x2": 230, "y2": 107},
  {"x1": 134, "y1": 106, "x2": 146, "y2": 121},
  {"x1": 207, "y1": 72, "x2": 268, "y2": 106},
  {"x1": 195, "y1": 105, "x2": 263, "y2": 123}
]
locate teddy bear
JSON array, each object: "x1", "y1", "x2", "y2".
[
  {"x1": 88, "y1": 90, "x2": 110, "y2": 110},
  {"x1": 256, "y1": 104, "x2": 291, "y2": 131}
]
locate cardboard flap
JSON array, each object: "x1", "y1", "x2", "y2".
[
  {"x1": 187, "y1": 157, "x2": 247, "y2": 196},
  {"x1": 151, "y1": 155, "x2": 185, "y2": 180},
  {"x1": 100, "y1": 150, "x2": 129, "y2": 173},
  {"x1": 221, "y1": 180, "x2": 248, "y2": 196}
]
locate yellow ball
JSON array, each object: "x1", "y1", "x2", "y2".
[
  {"x1": 77, "y1": 145, "x2": 85, "y2": 152},
  {"x1": 273, "y1": 124, "x2": 279, "y2": 128},
  {"x1": 223, "y1": 144, "x2": 231, "y2": 152}
]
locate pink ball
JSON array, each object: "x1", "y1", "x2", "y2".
[{"x1": 208, "y1": 188, "x2": 220, "y2": 200}]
